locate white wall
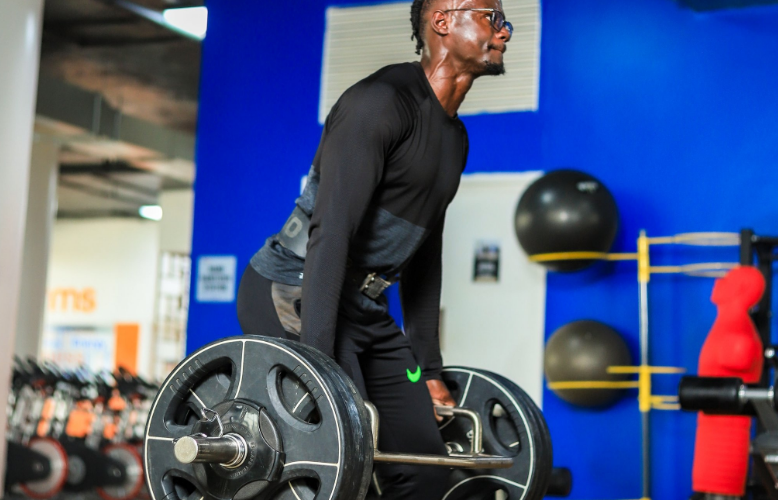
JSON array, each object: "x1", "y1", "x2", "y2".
[
  {"x1": 440, "y1": 173, "x2": 547, "y2": 404},
  {"x1": 42, "y1": 190, "x2": 194, "y2": 378},
  {"x1": 44, "y1": 219, "x2": 160, "y2": 377}
]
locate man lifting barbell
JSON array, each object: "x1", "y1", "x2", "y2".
[{"x1": 236, "y1": 0, "x2": 512, "y2": 498}]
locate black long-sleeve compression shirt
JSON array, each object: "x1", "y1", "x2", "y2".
[{"x1": 251, "y1": 62, "x2": 468, "y2": 380}]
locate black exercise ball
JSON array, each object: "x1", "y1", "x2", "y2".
[
  {"x1": 544, "y1": 320, "x2": 632, "y2": 408},
  {"x1": 515, "y1": 169, "x2": 619, "y2": 272}
]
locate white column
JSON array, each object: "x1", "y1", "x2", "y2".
[
  {"x1": 0, "y1": 0, "x2": 45, "y2": 477},
  {"x1": 16, "y1": 139, "x2": 60, "y2": 360}
]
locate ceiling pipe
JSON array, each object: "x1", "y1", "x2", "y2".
[
  {"x1": 99, "y1": 0, "x2": 202, "y2": 42},
  {"x1": 36, "y1": 76, "x2": 196, "y2": 185}
]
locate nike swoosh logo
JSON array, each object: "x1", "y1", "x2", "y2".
[{"x1": 407, "y1": 366, "x2": 421, "y2": 383}]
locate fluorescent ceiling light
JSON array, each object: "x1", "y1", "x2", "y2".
[
  {"x1": 139, "y1": 205, "x2": 163, "y2": 221},
  {"x1": 163, "y1": 6, "x2": 207, "y2": 40}
]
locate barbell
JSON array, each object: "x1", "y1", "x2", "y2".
[{"x1": 143, "y1": 335, "x2": 553, "y2": 500}]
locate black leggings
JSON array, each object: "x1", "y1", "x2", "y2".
[{"x1": 236, "y1": 265, "x2": 451, "y2": 500}]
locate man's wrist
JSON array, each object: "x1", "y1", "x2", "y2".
[{"x1": 421, "y1": 366, "x2": 443, "y2": 381}]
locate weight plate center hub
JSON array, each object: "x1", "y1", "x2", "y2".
[{"x1": 179, "y1": 399, "x2": 285, "y2": 500}]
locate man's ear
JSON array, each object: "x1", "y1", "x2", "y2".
[{"x1": 430, "y1": 10, "x2": 450, "y2": 36}]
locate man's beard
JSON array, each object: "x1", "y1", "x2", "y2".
[
  {"x1": 479, "y1": 46, "x2": 506, "y2": 76},
  {"x1": 481, "y1": 61, "x2": 506, "y2": 76}
]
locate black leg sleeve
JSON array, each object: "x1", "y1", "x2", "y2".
[{"x1": 335, "y1": 318, "x2": 451, "y2": 500}]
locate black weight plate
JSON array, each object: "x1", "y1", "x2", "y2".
[
  {"x1": 144, "y1": 335, "x2": 372, "y2": 500},
  {"x1": 491, "y1": 371, "x2": 553, "y2": 499},
  {"x1": 286, "y1": 341, "x2": 373, "y2": 499},
  {"x1": 488, "y1": 374, "x2": 550, "y2": 480},
  {"x1": 476, "y1": 369, "x2": 553, "y2": 500},
  {"x1": 259, "y1": 341, "x2": 373, "y2": 500},
  {"x1": 467, "y1": 368, "x2": 553, "y2": 500},
  {"x1": 440, "y1": 367, "x2": 553, "y2": 500}
]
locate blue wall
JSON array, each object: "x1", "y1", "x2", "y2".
[{"x1": 190, "y1": 0, "x2": 778, "y2": 497}]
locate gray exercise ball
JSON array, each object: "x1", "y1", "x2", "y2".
[
  {"x1": 544, "y1": 320, "x2": 632, "y2": 408},
  {"x1": 515, "y1": 170, "x2": 619, "y2": 272}
]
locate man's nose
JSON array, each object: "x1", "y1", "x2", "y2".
[{"x1": 498, "y1": 24, "x2": 512, "y2": 42}]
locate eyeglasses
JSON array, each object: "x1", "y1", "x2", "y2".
[{"x1": 443, "y1": 8, "x2": 513, "y2": 36}]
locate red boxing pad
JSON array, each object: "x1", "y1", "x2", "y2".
[{"x1": 693, "y1": 266, "x2": 765, "y2": 496}]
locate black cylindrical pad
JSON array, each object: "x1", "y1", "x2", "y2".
[{"x1": 678, "y1": 376, "x2": 744, "y2": 414}]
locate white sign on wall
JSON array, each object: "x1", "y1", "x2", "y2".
[
  {"x1": 196, "y1": 256, "x2": 237, "y2": 302},
  {"x1": 41, "y1": 325, "x2": 115, "y2": 373}
]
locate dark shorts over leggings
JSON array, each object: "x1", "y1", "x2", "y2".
[{"x1": 236, "y1": 265, "x2": 450, "y2": 500}]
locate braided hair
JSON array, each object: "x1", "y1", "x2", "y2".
[{"x1": 410, "y1": 0, "x2": 433, "y2": 55}]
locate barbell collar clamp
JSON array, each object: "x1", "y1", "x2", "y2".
[{"x1": 174, "y1": 433, "x2": 248, "y2": 469}]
